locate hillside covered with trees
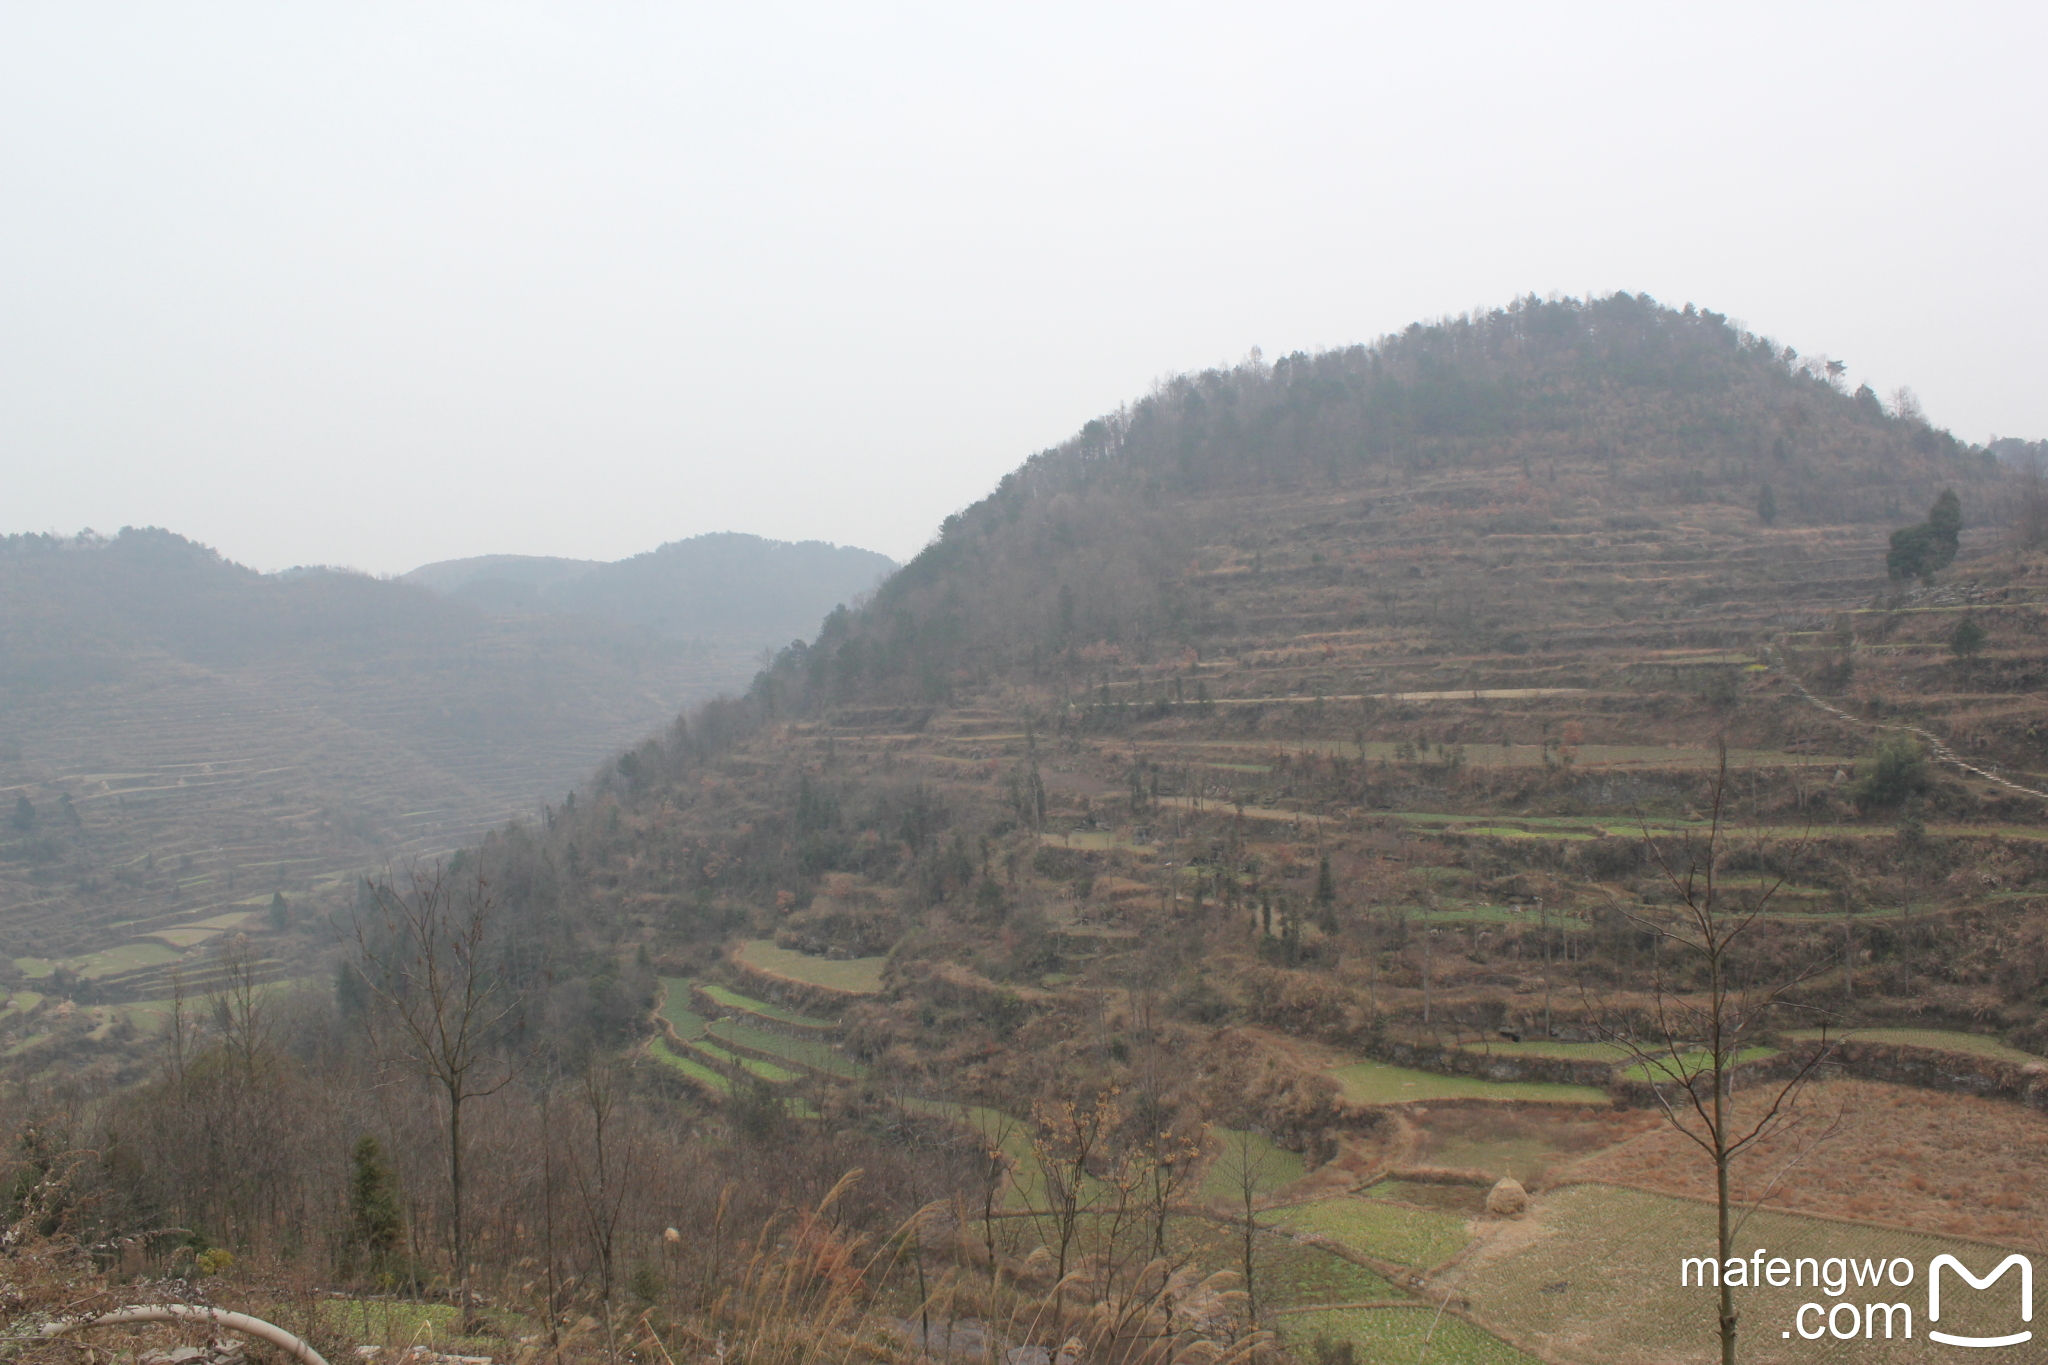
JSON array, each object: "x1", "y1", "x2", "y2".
[{"x1": 9, "y1": 294, "x2": 2048, "y2": 1365}]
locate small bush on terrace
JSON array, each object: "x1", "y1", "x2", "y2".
[{"x1": 1851, "y1": 734, "x2": 1930, "y2": 811}]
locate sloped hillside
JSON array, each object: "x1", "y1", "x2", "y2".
[
  {"x1": 804, "y1": 294, "x2": 2009, "y2": 698},
  {"x1": 524, "y1": 294, "x2": 2047, "y2": 1100},
  {"x1": 12, "y1": 296, "x2": 2048, "y2": 1365},
  {"x1": 0, "y1": 530, "x2": 761, "y2": 1005}
]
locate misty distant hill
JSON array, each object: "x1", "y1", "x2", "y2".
[
  {"x1": 403, "y1": 532, "x2": 897, "y2": 648},
  {"x1": 0, "y1": 526, "x2": 861, "y2": 999},
  {"x1": 1990, "y1": 436, "x2": 2046, "y2": 472}
]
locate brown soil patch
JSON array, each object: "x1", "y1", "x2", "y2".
[
  {"x1": 1567, "y1": 1077, "x2": 2048, "y2": 1248},
  {"x1": 1413, "y1": 1102, "x2": 1658, "y2": 1187},
  {"x1": 1233, "y1": 1023, "x2": 1361, "y2": 1071}
]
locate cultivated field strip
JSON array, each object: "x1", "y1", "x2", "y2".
[{"x1": 1456, "y1": 1184, "x2": 2038, "y2": 1365}]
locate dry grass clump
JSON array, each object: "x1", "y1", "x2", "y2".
[
  {"x1": 0, "y1": 1235, "x2": 326, "y2": 1365},
  {"x1": 1567, "y1": 1078, "x2": 2048, "y2": 1247},
  {"x1": 3, "y1": 1173, "x2": 1264, "y2": 1365}
]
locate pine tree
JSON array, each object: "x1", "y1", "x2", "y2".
[
  {"x1": 1314, "y1": 856, "x2": 1339, "y2": 934},
  {"x1": 348, "y1": 1135, "x2": 405, "y2": 1282},
  {"x1": 1949, "y1": 615, "x2": 1986, "y2": 659}
]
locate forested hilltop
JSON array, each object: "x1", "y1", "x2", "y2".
[
  {"x1": 800, "y1": 294, "x2": 2008, "y2": 698},
  {"x1": 11, "y1": 294, "x2": 2048, "y2": 1365}
]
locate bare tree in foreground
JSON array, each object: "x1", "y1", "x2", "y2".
[
  {"x1": 1213, "y1": 1127, "x2": 1275, "y2": 1323},
  {"x1": 566, "y1": 1056, "x2": 642, "y2": 1365},
  {"x1": 353, "y1": 863, "x2": 522, "y2": 1329},
  {"x1": 1594, "y1": 745, "x2": 1836, "y2": 1365}
]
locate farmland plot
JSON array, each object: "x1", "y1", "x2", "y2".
[
  {"x1": 1415, "y1": 1106, "x2": 1656, "y2": 1187},
  {"x1": 1570, "y1": 1079, "x2": 2048, "y2": 1249},
  {"x1": 658, "y1": 980, "x2": 708, "y2": 1038},
  {"x1": 736, "y1": 940, "x2": 886, "y2": 995},
  {"x1": 1277, "y1": 1307, "x2": 1540, "y2": 1365},
  {"x1": 1171, "y1": 1217, "x2": 1401, "y2": 1306},
  {"x1": 977, "y1": 1208, "x2": 1401, "y2": 1311},
  {"x1": 705, "y1": 1016, "x2": 865, "y2": 1078},
  {"x1": 1329, "y1": 1058, "x2": 1610, "y2": 1107},
  {"x1": 648, "y1": 1039, "x2": 731, "y2": 1093},
  {"x1": 1264, "y1": 1195, "x2": 1471, "y2": 1272},
  {"x1": 1198, "y1": 1128, "x2": 1306, "y2": 1202},
  {"x1": 1783, "y1": 1027, "x2": 2043, "y2": 1067},
  {"x1": 685, "y1": 1036, "x2": 802, "y2": 1085},
  {"x1": 1453, "y1": 1183, "x2": 2038, "y2": 1365},
  {"x1": 695, "y1": 981, "x2": 837, "y2": 1031},
  {"x1": 660, "y1": 977, "x2": 863, "y2": 1079}
]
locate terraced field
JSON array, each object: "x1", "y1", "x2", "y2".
[
  {"x1": 695, "y1": 982, "x2": 837, "y2": 1031},
  {"x1": 1276, "y1": 1307, "x2": 1540, "y2": 1365},
  {"x1": 656, "y1": 977, "x2": 868, "y2": 1091},
  {"x1": 1173, "y1": 1216, "x2": 1401, "y2": 1304},
  {"x1": 1452, "y1": 1183, "x2": 2038, "y2": 1365},
  {"x1": 1784, "y1": 1027, "x2": 2044, "y2": 1066},
  {"x1": 691, "y1": 1038, "x2": 801, "y2": 1084},
  {"x1": 648, "y1": 1038, "x2": 734, "y2": 1092},
  {"x1": 706, "y1": 1017, "x2": 862, "y2": 1077},
  {"x1": 1146, "y1": 1177, "x2": 1546, "y2": 1365},
  {"x1": 733, "y1": 940, "x2": 886, "y2": 996},
  {"x1": 1328, "y1": 1059, "x2": 1611, "y2": 1107},
  {"x1": 1411, "y1": 1108, "x2": 1649, "y2": 1189},
  {"x1": 1198, "y1": 1128, "x2": 1306, "y2": 1201},
  {"x1": 960, "y1": 1194, "x2": 1548, "y2": 1365},
  {"x1": 1265, "y1": 1195, "x2": 1473, "y2": 1271},
  {"x1": 1242, "y1": 1160, "x2": 2045, "y2": 1365},
  {"x1": 1451, "y1": 1040, "x2": 1629, "y2": 1064},
  {"x1": 1386, "y1": 810, "x2": 2048, "y2": 846},
  {"x1": 1615, "y1": 1046, "x2": 1779, "y2": 1083},
  {"x1": 1162, "y1": 738, "x2": 1836, "y2": 780}
]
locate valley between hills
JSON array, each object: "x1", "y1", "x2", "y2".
[
  {"x1": 0, "y1": 531, "x2": 891, "y2": 1016},
  {"x1": 8, "y1": 294, "x2": 2048, "y2": 1365}
]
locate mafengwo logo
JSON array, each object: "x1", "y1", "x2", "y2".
[{"x1": 1680, "y1": 1249, "x2": 2033, "y2": 1347}]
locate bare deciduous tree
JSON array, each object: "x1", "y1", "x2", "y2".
[
  {"x1": 1593, "y1": 746, "x2": 1836, "y2": 1365},
  {"x1": 1213, "y1": 1127, "x2": 1274, "y2": 1323},
  {"x1": 965, "y1": 1102, "x2": 1020, "y2": 1284},
  {"x1": 565, "y1": 1056, "x2": 640, "y2": 1365},
  {"x1": 209, "y1": 934, "x2": 275, "y2": 1081},
  {"x1": 1029, "y1": 1087, "x2": 1119, "y2": 1286},
  {"x1": 353, "y1": 863, "x2": 522, "y2": 1328}
]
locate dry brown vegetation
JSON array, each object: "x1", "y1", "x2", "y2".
[
  {"x1": 7, "y1": 295, "x2": 2046, "y2": 1365},
  {"x1": 1569, "y1": 1078, "x2": 2048, "y2": 1247}
]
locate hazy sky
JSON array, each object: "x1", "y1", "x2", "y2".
[{"x1": 5, "y1": 4, "x2": 2043, "y2": 574}]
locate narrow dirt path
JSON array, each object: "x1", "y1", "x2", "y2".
[{"x1": 1769, "y1": 651, "x2": 2048, "y2": 802}]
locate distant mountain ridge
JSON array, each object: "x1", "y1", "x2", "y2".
[
  {"x1": 0, "y1": 525, "x2": 894, "y2": 1005},
  {"x1": 404, "y1": 532, "x2": 897, "y2": 649}
]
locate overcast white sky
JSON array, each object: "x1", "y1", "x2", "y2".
[{"x1": 4, "y1": 3, "x2": 2043, "y2": 574}]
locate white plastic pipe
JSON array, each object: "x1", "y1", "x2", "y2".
[{"x1": 40, "y1": 1304, "x2": 331, "y2": 1365}]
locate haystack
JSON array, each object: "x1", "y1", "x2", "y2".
[{"x1": 1485, "y1": 1177, "x2": 1528, "y2": 1216}]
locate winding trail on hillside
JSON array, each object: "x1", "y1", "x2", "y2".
[{"x1": 1769, "y1": 653, "x2": 2048, "y2": 802}]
